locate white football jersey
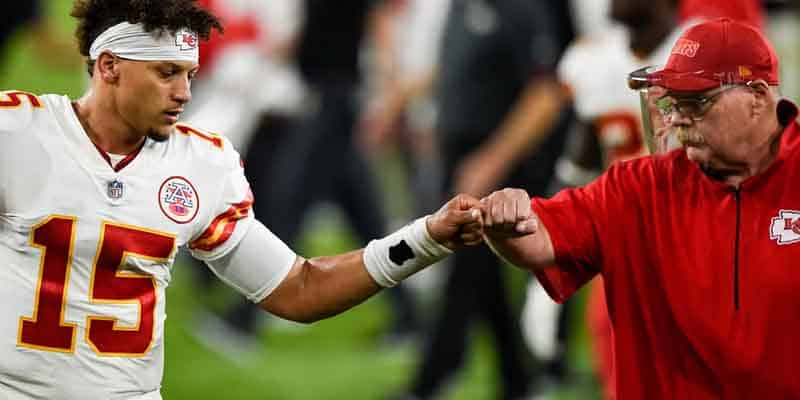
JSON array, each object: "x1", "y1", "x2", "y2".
[
  {"x1": 0, "y1": 92, "x2": 273, "y2": 399},
  {"x1": 558, "y1": 25, "x2": 686, "y2": 163}
]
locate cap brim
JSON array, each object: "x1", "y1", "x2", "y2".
[{"x1": 647, "y1": 70, "x2": 722, "y2": 92}]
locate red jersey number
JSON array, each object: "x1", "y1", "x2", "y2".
[
  {"x1": 595, "y1": 111, "x2": 645, "y2": 165},
  {"x1": 18, "y1": 217, "x2": 175, "y2": 356},
  {"x1": 0, "y1": 91, "x2": 42, "y2": 108}
]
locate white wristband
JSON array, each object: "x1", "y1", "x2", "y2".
[{"x1": 363, "y1": 216, "x2": 453, "y2": 287}]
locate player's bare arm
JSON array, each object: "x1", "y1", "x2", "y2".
[
  {"x1": 260, "y1": 194, "x2": 483, "y2": 323},
  {"x1": 480, "y1": 188, "x2": 555, "y2": 271}
]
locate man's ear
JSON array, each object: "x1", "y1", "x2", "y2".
[
  {"x1": 95, "y1": 51, "x2": 120, "y2": 83},
  {"x1": 747, "y1": 79, "x2": 772, "y2": 117}
]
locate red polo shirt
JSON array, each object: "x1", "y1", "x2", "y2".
[{"x1": 532, "y1": 102, "x2": 800, "y2": 399}]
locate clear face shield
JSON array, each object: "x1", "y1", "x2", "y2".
[
  {"x1": 628, "y1": 67, "x2": 672, "y2": 154},
  {"x1": 627, "y1": 66, "x2": 752, "y2": 155}
]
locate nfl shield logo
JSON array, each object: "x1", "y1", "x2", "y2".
[{"x1": 107, "y1": 180, "x2": 124, "y2": 199}]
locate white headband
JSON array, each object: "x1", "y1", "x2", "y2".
[{"x1": 89, "y1": 22, "x2": 199, "y2": 62}]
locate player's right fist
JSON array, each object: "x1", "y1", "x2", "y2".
[{"x1": 480, "y1": 188, "x2": 538, "y2": 239}]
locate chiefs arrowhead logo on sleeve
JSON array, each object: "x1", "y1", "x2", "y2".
[{"x1": 770, "y1": 210, "x2": 800, "y2": 245}]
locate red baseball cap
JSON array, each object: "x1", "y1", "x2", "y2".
[{"x1": 644, "y1": 18, "x2": 779, "y2": 92}]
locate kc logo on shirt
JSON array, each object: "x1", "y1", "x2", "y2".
[{"x1": 770, "y1": 210, "x2": 800, "y2": 245}]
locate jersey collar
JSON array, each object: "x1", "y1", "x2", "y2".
[{"x1": 58, "y1": 95, "x2": 157, "y2": 176}]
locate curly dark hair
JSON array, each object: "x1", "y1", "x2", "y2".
[{"x1": 71, "y1": 0, "x2": 223, "y2": 75}]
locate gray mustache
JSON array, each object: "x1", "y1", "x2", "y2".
[{"x1": 676, "y1": 127, "x2": 706, "y2": 146}]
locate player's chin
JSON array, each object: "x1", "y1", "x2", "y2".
[{"x1": 147, "y1": 126, "x2": 173, "y2": 143}]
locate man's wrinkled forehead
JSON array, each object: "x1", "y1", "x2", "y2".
[
  {"x1": 664, "y1": 88, "x2": 714, "y2": 99},
  {"x1": 661, "y1": 83, "x2": 734, "y2": 99}
]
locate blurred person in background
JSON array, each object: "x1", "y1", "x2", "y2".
[
  {"x1": 391, "y1": 0, "x2": 576, "y2": 399},
  {"x1": 357, "y1": 0, "x2": 452, "y2": 335},
  {"x1": 193, "y1": 0, "x2": 424, "y2": 350},
  {"x1": 0, "y1": 0, "x2": 487, "y2": 398},
  {"x1": 177, "y1": 0, "x2": 309, "y2": 355},
  {"x1": 482, "y1": 17, "x2": 800, "y2": 399},
  {"x1": 359, "y1": 0, "x2": 451, "y2": 218},
  {"x1": 187, "y1": 0, "x2": 304, "y2": 152}
]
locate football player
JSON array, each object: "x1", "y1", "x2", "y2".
[{"x1": 0, "y1": 1, "x2": 482, "y2": 398}]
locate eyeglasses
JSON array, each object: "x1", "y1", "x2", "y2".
[{"x1": 654, "y1": 85, "x2": 742, "y2": 121}]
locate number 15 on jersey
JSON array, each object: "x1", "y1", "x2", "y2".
[{"x1": 18, "y1": 215, "x2": 176, "y2": 356}]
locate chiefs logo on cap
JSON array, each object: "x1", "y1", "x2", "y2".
[
  {"x1": 175, "y1": 29, "x2": 198, "y2": 51},
  {"x1": 671, "y1": 39, "x2": 700, "y2": 58}
]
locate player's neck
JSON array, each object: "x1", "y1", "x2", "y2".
[{"x1": 73, "y1": 91, "x2": 147, "y2": 155}]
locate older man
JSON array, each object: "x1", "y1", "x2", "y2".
[{"x1": 481, "y1": 18, "x2": 800, "y2": 399}]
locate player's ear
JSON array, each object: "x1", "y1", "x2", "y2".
[{"x1": 96, "y1": 51, "x2": 120, "y2": 83}]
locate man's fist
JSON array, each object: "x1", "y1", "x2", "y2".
[
  {"x1": 480, "y1": 188, "x2": 538, "y2": 239},
  {"x1": 427, "y1": 194, "x2": 484, "y2": 250}
]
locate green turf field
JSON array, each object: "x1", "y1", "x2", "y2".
[{"x1": 0, "y1": 2, "x2": 600, "y2": 399}]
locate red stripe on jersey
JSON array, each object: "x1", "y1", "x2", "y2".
[
  {"x1": 189, "y1": 192, "x2": 253, "y2": 251},
  {"x1": 175, "y1": 124, "x2": 225, "y2": 150}
]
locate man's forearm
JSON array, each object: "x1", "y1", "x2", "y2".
[
  {"x1": 484, "y1": 234, "x2": 551, "y2": 272},
  {"x1": 260, "y1": 250, "x2": 381, "y2": 324},
  {"x1": 260, "y1": 195, "x2": 481, "y2": 323}
]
